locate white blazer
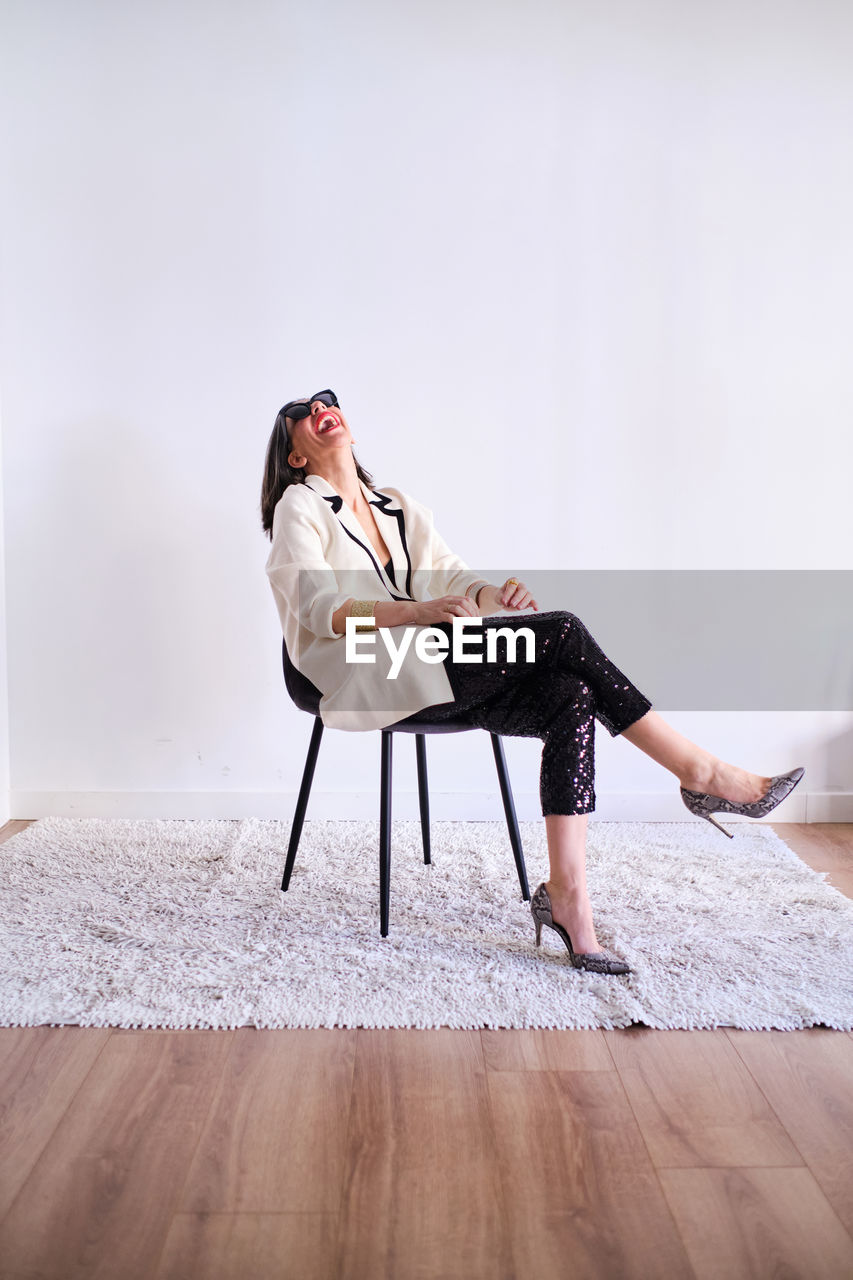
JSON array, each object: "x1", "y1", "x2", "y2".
[{"x1": 265, "y1": 473, "x2": 491, "y2": 731}]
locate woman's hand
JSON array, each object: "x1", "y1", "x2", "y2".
[
  {"x1": 410, "y1": 595, "x2": 481, "y2": 625},
  {"x1": 479, "y1": 580, "x2": 539, "y2": 614}
]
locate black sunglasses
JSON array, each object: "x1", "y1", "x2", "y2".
[
  {"x1": 279, "y1": 390, "x2": 339, "y2": 458},
  {"x1": 279, "y1": 389, "x2": 339, "y2": 427}
]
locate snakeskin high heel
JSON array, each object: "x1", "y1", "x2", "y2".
[
  {"x1": 530, "y1": 882, "x2": 631, "y2": 975},
  {"x1": 680, "y1": 766, "x2": 805, "y2": 838}
]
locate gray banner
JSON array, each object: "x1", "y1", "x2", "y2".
[
  {"x1": 494, "y1": 569, "x2": 853, "y2": 711},
  {"x1": 290, "y1": 568, "x2": 853, "y2": 711}
]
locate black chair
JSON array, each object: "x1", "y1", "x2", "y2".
[{"x1": 280, "y1": 637, "x2": 530, "y2": 936}]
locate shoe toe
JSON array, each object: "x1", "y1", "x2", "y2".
[{"x1": 573, "y1": 949, "x2": 631, "y2": 975}]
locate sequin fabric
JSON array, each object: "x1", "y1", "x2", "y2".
[{"x1": 405, "y1": 610, "x2": 653, "y2": 817}]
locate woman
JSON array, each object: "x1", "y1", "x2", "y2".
[{"x1": 261, "y1": 389, "x2": 805, "y2": 976}]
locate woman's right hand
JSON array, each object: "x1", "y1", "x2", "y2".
[{"x1": 409, "y1": 595, "x2": 480, "y2": 625}]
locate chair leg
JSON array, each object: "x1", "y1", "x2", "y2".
[
  {"x1": 415, "y1": 734, "x2": 431, "y2": 864},
  {"x1": 281, "y1": 716, "x2": 324, "y2": 892},
  {"x1": 490, "y1": 733, "x2": 530, "y2": 901},
  {"x1": 380, "y1": 731, "x2": 393, "y2": 937}
]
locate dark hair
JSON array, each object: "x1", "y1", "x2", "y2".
[{"x1": 260, "y1": 408, "x2": 376, "y2": 540}]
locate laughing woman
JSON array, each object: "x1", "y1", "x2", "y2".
[{"x1": 260, "y1": 389, "x2": 804, "y2": 976}]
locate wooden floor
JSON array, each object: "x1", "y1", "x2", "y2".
[{"x1": 0, "y1": 819, "x2": 851, "y2": 1280}]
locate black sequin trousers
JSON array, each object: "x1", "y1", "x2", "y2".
[{"x1": 405, "y1": 610, "x2": 654, "y2": 817}]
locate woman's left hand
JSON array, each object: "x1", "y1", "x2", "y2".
[{"x1": 483, "y1": 579, "x2": 539, "y2": 612}]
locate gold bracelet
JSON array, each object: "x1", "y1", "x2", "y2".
[{"x1": 350, "y1": 599, "x2": 379, "y2": 631}]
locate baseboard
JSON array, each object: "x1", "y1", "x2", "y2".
[{"x1": 9, "y1": 789, "x2": 850, "y2": 822}]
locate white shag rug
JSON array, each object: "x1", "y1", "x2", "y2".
[{"x1": 1, "y1": 816, "x2": 852, "y2": 1031}]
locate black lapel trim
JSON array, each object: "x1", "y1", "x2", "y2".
[
  {"x1": 309, "y1": 485, "x2": 411, "y2": 601},
  {"x1": 369, "y1": 491, "x2": 414, "y2": 598},
  {"x1": 338, "y1": 522, "x2": 410, "y2": 600}
]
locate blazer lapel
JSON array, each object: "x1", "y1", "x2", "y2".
[
  {"x1": 366, "y1": 484, "x2": 414, "y2": 598},
  {"x1": 304, "y1": 474, "x2": 412, "y2": 599}
]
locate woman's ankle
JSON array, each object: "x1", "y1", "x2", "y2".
[
  {"x1": 545, "y1": 878, "x2": 589, "y2": 899},
  {"x1": 678, "y1": 756, "x2": 719, "y2": 793}
]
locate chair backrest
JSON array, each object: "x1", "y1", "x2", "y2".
[{"x1": 281, "y1": 638, "x2": 323, "y2": 714}]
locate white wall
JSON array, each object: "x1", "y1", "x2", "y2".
[
  {"x1": 1, "y1": 0, "x2": 851, "y2": 823},
  {"x1": 0, "y1": 386, "x2": 9, "y2": 827}
]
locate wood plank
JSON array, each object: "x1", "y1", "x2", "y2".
[
  {"x1": 770, "y1": 822, "x2": 853, "y2": 872},
  {"x1": 0, "y1": 1026, "x2": 110, "y2": 1219},
  {"x1": 480, "y1": 1028, "x2": 614, "y2": 1072},
  {"x1": 658, "y1": 1166, "x2": 853, "y2": 1279},
  {"x1": 604, "y1": 1028, "x2": 801, "y2": 1167},
  {"x1": 825, "y1": 869, "x2": 853, "y2": 899},
  {"x1": 487, "y1": 1069, "x2": 693, "y2": 1279},
  {"x1": 155, "y1": 1212, "x2": 338, "y2": 1280},
  {"x1": 336, "y1": 1029, "x2": 511, "y2": 1280},
  {"x1": 0, "y1": 1029, "x2": 233, "y2": 1280},
  {"x1": 726, "y1": 1028, "x2": 853, "y2": 1237},
  {"x1": 0, "y1": 819, "x2": 36, "y2": 843},
  {"x1": 179, "y1": 1028, "x2": 356, "y2": 1214}
]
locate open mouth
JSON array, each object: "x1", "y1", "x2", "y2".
[{"x1": 316, "y1": 412, "x2": 340, "y2": 434}]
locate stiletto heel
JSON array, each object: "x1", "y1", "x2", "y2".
[
  {"x1": 680, "y1": 766, "x2": 805, "y2": 838},
  {"x1": 705, "y1": 812, "x2": 734, "y2": 839},
  {"x1": 530, "y1": 883, "x2": 631, "y2": 975}
]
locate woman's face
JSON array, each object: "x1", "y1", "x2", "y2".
[{"x1": 286, "y1": 396, "x2": 354, "y2": 471}]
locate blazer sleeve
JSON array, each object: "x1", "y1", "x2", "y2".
[{"x1": 265, "y1": 494, "x2": 354, "y2": 641}]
